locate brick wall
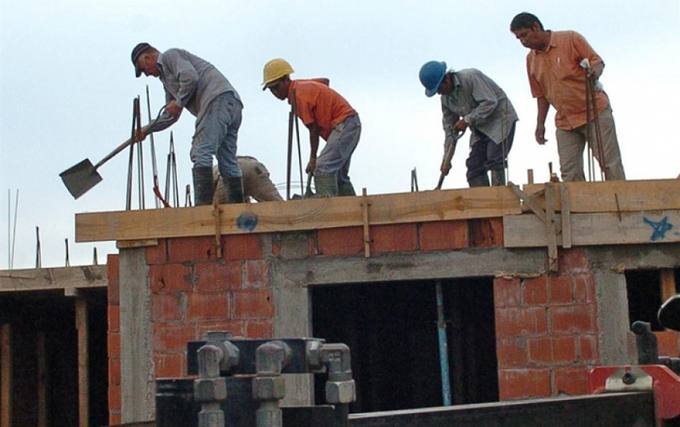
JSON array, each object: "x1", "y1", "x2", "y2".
[{"x1": 494, "y1": 248, "x2": 599, "y2": 400}]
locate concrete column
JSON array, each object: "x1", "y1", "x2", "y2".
[{"x1": 594, "y1": 271, "x2": 635, "y2": 365}]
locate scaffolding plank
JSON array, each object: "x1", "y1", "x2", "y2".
[
  {"x1": 0, "y1": 266, "x2": 107, "y2": 293},
  {"x1": 504, "y1": 210, "x2": 680, "y2": 247},
  {"x1": 76, "y1": 186, "x2": 521, "y2": 242},
  {"x1": 522, "y1": 179, "x2": 680, "y2": 213}
]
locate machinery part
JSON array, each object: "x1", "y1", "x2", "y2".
[
  {"x1": 195, "y1": 344, "x2": 228, "y2": 427},
  {"x1": 314, "y1": 174, "x2": 339, "y2": 197},
  {"x1": 225, "y1": 176, "x2": 245, "y2": 204},
  {"x1": 253, "y1": 341, "x2": 292, "y2": 427},
  {"x1": 262, "y1": 58, "x2": 294, "y2": 88},
  {"x1": 631, "y1": 321, "x2": 658, "y2": 365},
  {"x1": 658, "y1": 294, "x2": 680, "y2": 332},
  {"x1": 419, "y1": 60, "x2": 447, "y2": 97},
  {"x1": 193, "y1": 167, "x2": 215, "y2": 206}
]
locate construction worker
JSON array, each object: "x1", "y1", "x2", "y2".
[
  {"x1": 213, "y1": 156, "x2": 283, "y2": 203},
  {"x1": 130, "y1": 42, "x2": 245, "y2": 205},
  {"x1": 510, "y1": 12, "x2": 626, "y2": 182},
  {"x1": 262, "y1": 58, "x2": 361, "y2": 197},
  {"x1": 419, "y1": 61, "x2": 518, "y2": 187}
]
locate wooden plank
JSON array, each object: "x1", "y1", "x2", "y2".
[
  {"x1": 76, "y1": 299, "x2": 89, "y2": 427},
  {"x1": 660, "y1": 269, "x2": 677, "y2": 303},
  {"x1": 522, "y1": 179, "x2": 680, "y2": 213},
  {"x1": 37, "y1": 332, "x2": 48, "y2": 427},
  {"x1": 76, "y1": 186, "x2": 521, "y2": 243},
  {"x1": 1, "y1": 324, "x2": 12, "y2": 427},
  {"x1": 0, "y1": 266, "x2": 107, "y2": 293},
  {"x1": 545, "y1": 184, "x2": 559, "y2": 272},
  {"x1": 116, "y1": 239, "x2": 158, "y2": 249},
  {"x1": 504, "y1": 210, "x2": 680, "y2": 248},
  {"x1": 361, "y1": 188, "x2": 371, "y2": 258},
  {"x1": 561, "y1": 184, "x2": 572, "y2": 248}
]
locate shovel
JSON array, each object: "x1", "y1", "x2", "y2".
[
  {"x1": 60, "y1": 107, "x2": 172, "y2": 199},
  {"x1": 435, "y1": 129, "x2": 465, "y2": 190}
]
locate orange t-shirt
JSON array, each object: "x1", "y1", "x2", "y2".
[
  {"x1": 288, "y1": 80, "x2": 356, "y2": 140},
  {"x1": 527, "y1": 30, "x2": 609, "y2": 130}
]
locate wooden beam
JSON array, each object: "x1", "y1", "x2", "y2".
[
  {"x1": 560, "y1": 184, "x2": 572, "y2": 249},
  {"x1": 76, "y1": 298, "x2": 89, "y2": 427},
  {"x1": 660, "y1": 269, "x2": 677, "y2": 304},
  {"x1": 0, "y1": 266, "x2": 107, "y2": 293},
  {"x1": 76, "y1": 186, "x2": 521, "y2": 243},
  {"x1": 37, "y1": 332, "x2": 48, "y2": 427},
  {"x1": 504, "y1": 210, "x2": 680, "y2": 248},
  {"x1": 116, "y1": 239, "x2": 158, "y2": 249},
  {"x1": 545, "y1": 184, "x2": 559, "y2": 272},
  {"x1": 361, "y1": 188, "x2": 371, "y2": 258},
  {"x1": 1, "y1": 324, "x2": 12, "y2": 427}
]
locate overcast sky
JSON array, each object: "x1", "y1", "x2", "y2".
[{"x1": 1, "y1": 0, "x2": 679, "y2": 269}]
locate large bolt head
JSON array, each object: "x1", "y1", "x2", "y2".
[
  {"x1": 306, "y1": 340, "x2": 325, "y2": 372},
  {"x1": 193, "y1": 377, "x2": 227, "y2": 402},
  {"x1": 220, "y1": 341, "x2": 240, "y2": 372},
  {"x1": 253, "y1": 376, "x2": 286, "y2": 400},
  {"x1": 325, "y1": 380, "x2": 356, "y2": 404}
]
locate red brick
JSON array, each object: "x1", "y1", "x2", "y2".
[
  {"x1": 107, "y1": 254, "x2": 120, "y2": 305},
  {"x1": 573, "y1": 274, "x2": 595, "y2": 303},
  {"x1": 245, "y1": 320, "x2": 274, "y2": 338},
  {"x1": 145, "y1": 239, "x2": 168, "y2": 264},
  {"x1": 496, "y1": 307, "x2": 548, "y2": 338},
  {"x1": 108, "y1": 384, "x2": 121, "y2": 414},
  {"x1": 244, "y1": 260, "x2": 270, "y2": 288},
  {"x1": 469, "y1": 218, "x2": 504, "y2": 248},
  {"x1": 551, "y1": 305, "x2": 596, "y2": 334},
  {"x1": 578, "y1": 335, "x2": 599, "y2": 362},
  {"x1": 552, "y1": 336, "x2": 578, "y2": 364},
  {"x1": 152, "y1": 294, "x2": 184, "y2": 322},
  {"x1": 419, "y1": 221, "x2": 468, "y2": 251},
  {"x1": 109, "y1": 412, "x2": 121, "y2": 426},
  {"x1": 494, "y1": 277, "x2": 521, "y2": 308},
  {"x1": 655, "y1": 331, "x2": 680, "y2": 356},
  {"x1": 154, "y1": 353, "x2": 185, "y2": 378},
  {"x1": 528, "y1": 337, "x2": 552, "y2": 366},
  {"x1": 154, "y1": 323, "x2": 196, "y2": 353},
  {"x1": 523, "y1": 277, "x2": 548, "y2": 305},
  {"x1": 496, "y1": 338, "x2": 527, "y2": 368},
  {"x1": 554, "y1": 366, "x2": 589, "y2": 395},
  {"x1": 222, "y1": 234, "x2": 263, "y2": 260},
  {"x1": 108, "y1": 357, "x2": 121, "y2": 386},
  {"x1": 498, "y1": 369, "x2": 551, "y2": 400},
  {"x1": 149, "y1": 263, "x2": 193, "y2": 293},
  {"x1": 233, "y1": 289, "x2": 274, "y2": 319},
  {"x1": 167, "y1": 236, "x2": 217, "y2": 263},
  {"x1": 558, "y1": 249, "x2": 590, "y2": 274},
  {"x1": 108, "y1": 305, "x2": 120, "y2": 333},
  {"x1": 186, "y1": 292, "x2": 229, "y2": 320},
  {"x1": 108, "y1": 332, "x2": 120, "y2": 355},
  {"x1": 195, "y1": 320, "x2": 245, "y2": 338},
  {"x1": 549, "y1": 276, "x2": 573, "y2": 304},
  {"x1": 195, "y1": 261, "x2": 242, "y2": 292},
  {"x1": 372, "y1": 224, "x2": 418, "y2": 254},
  {"x1": 318, "y1": 227, "x2": 364, "y2": 257}
]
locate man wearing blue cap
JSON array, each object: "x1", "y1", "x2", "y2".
[
  {"x1": 131, "y1": 42, "x2": 244, "y2": 205},
  {"x1": 419, "y1": 61, "x2": 518, "y2": 187}
]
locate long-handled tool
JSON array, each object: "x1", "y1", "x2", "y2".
[
  {"x1": 60, "y1": 105, "x2": 172, "y2": 199},
  {"x1": 435, "y1": 129, "x2": 465, "y2": 190}
]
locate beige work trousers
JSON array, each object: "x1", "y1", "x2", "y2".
[
  {"x1": 555, "y1": 106, "x2": 626, "y2": 182},
  {"x1": 213, "y1": 157, "x2": 283, "y2": 203}
]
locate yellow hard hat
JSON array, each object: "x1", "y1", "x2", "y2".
[{"x1": 262, "y1": 58, "x2": 294, "y2": 89}]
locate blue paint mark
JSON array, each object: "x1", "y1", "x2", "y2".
[
  {"x1": 236, "y1": 212, "x2": 258, "y2": 232},
  {"x1": 643, "y1": 216, "x2": 673, "y2": 241}
]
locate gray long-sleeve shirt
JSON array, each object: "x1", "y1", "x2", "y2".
[
  {"x1": 156, "y1": 48, "x2": 241, "y2": 127},
  {"x1": 441, "y1": 69, "x2": 518, "y2": 149}
]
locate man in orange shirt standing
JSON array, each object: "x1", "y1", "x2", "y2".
[
  {"x1": 510, "y1": 12, "x2": 625, "y2": 181},
  {"x1": 262, "y1": 58, "x2": 361, "y2": 197}
]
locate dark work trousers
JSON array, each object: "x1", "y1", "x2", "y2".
[{"x1": 465, "y1": 123, "x2": 515, "y2": 183}]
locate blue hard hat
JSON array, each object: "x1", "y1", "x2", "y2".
[{"x1": 419, "y1": 61, "x2": 447, "y2": 97}]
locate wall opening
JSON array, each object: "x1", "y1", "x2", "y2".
[
  {"x1": 311, "y1": 278, "x2": 498, "y2": 413},
  {"x1": 625, "y1": 268, "x2": 680, "y2": 331}
]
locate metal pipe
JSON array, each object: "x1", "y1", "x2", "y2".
[
  {"x1": 435, "y1": 280, "x2": 452, "y2": 406},
  {"x1": 146, "y1": 85, "x2": 161, "y2": 209},
  {"x1": 10, "y1": 189, "x2": 18, "y2": 270}
]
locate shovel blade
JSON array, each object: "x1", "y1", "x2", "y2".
[{"x1": 59, "y1": 159, "x2": 103, "y2": 199}]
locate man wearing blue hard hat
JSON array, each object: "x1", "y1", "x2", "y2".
[{"x1": 419, "y1": 61, "x2": 518, "y2": 187}]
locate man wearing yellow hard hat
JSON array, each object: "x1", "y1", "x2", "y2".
[{"x1": 262, "y1": 58, "x2": 361, "y2": 197}]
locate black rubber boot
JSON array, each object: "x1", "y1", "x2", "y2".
[
  {"x1": 468, "y1": 173, "x2": 490, "y2": 187},
  {"x1": 314, "y1": 174, "x2": 339, "y2": 197},
  {"x1": 192, "y1": 166, "x2": 215, "y2": 206},
  {"x1": 491, "y1": 168, "x2": 506, "y2": 186},
  {"x1": 338, "y1": 181, "x2": 356, "y2": 196},
  {"x1": 226, "y1": 176, "x2": 245, "y2": 203}
]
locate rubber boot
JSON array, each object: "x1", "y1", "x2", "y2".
[
  {"x1": 226, "y1": 176, "x2": 245, "y2": 203},
  {"x1": 192, "y1": 166, "x2": 215, "y2": 206},
  {"x1": 468, "y1": 173, "x2": 490, "y2": 187},
  {"x1": 314, "y1": 174, "x2": 339, "y2": 197},
  {"x1": 338, "y1": 181, "x2": 356, "y2": 196},
  {"x1": 491, "y1": 168, "x2": 506, "y2": 186}
]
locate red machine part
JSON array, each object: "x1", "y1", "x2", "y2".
[{"x1": 589, "y1": 365, "x2": 680, "y2": 422}]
